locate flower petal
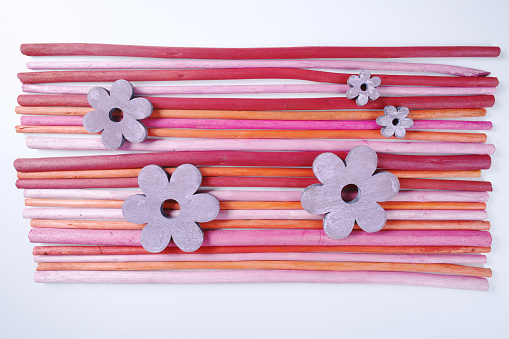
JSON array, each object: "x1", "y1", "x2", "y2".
[
  {"x1": 356, "y1": 94, "x2": 369, "y2": 106},
  {"x1": 121, "y1": 118, "x2": 148, "y2": 144},
  {"x1": 312, "y1": 152, "x2": 345, "y2": 185},
  {"x1": 384, "y1": 105, "x2": 397, "y2": 116},
  {"x1": 87, "y1": 86, "x2": 110, "y2": 109},
  {"x1": 345, "y1": 145, "x2": 378, "y2": 179},
  {"x1": 138, "y1": 165, "x2": 170, "y2": 196},
  {"x1": 347, "y1": 74, "x2": 362, "y2": 87},
  {"x1": 355, "y1": 201, "x2": 387, "y2": 233},
  {"x1": 323, "y1": 208, "x2": 355, "y2": 239},
  {"x1": 358, "y1": 70, "x2": 372, "y2": 81},
  {"x1": 83, "y1": 110, "x2": 108, "y2": 133},
  {"x1": 394, "y1": 128, "x2": 407, "y2": 138},
  {"x1": 101, "y1": 127, "x2": 125, "y2": 150},
  {"x1": 172, "y1": 220, "x2": 204, "y2": 252},
  {"x1": 346, "y1": 86, "x2": 361, "y2": 99},
  {"x1": 110, "y1": 79, "x2": 135, "y2": 102},
  {"x1": 367, "y1": 88, "x2": 380, "y2": 101},
  {"x1": 367, "y1": 76, "x2": 381, "y2": 88},
  {"x1": 124, "y1": 97, "x2": 153, "y2": 120},
  {"x1": 397, "y1": 106, "x2": 410, "y2": 118},
  {"x1": 376, "y1": 115, "x2": 392, "y2": 128},
  {"x1": 140, "y1": 220, "x2": 173, "y2": 253},
  {"x1": 380, "y1": 126, "x2": 396, "y2": 138},
  {"x1": 122, "y1": 194, "x2": 150, "y2": 224},
  {"x1": 169, "y1": 164, "x2": 202, "y2": 195},
  {"x1": 399, "y1": 117, "x2": 414, "y2": 129},
  {"x1": 184, "y1": 193, "x2": 220, "y2": 222},
  {"x1": 301, "y1": 184, "x2": 338, "y2": 214},
  {"x1": 365, "y1": 171, "x2": 400, "y2": 202}
]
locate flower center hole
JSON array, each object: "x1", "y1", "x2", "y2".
[
  {"x1": 109, "y1": 108, "x2": 124, "y2": 123},
  {"x1": 341, "y1": 184, "x2": 360, "y2": 203},
  {"x1": 392, "y1": 118, "x2": 400, "y2": 126},
  {"x1": 360, "y1": 83, "x2": 368, "y2": 91},
  {"x1": 161, "y1": 199, "x2": 181, "y2": 218}
]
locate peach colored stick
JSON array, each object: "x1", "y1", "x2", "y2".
[
  {"x1": 15, "y1": 106, "x2": 487, "y2": 120},
  {"x1": 35, "y1": 261, "x2": 492, "y2": 278},
  {"x1": 29, "y1": 219, "x2": 491, "y2": 231},
  {"x1": 24, "y1": 198, "x2": 487, "y2": 210},
  {"x1": 16, "y1": 168, "x2": 482, "y2": 179},
  {"x1": 15, "y1": 125, "x2": 487, "y2": 143}
]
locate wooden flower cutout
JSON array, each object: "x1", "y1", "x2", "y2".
[
  {"x1": 376, "y1": 106, "x2": 414, "y2": 138},
  {"x1": 83, "y1": 79, "x2": 152, "y2": 150},
  {"x1": 346, "y1": 70, "x2": 381, "y2": 106},
  {"x1": 122, "y1": 164, "x2": 220, "y2": 253},
  {"x1": 301, "y1": 146, "x2": 399, "y2": 239}
]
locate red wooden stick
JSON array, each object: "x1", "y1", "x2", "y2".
[
  {"x1": 17, "y1": 69, "x2": 499, "y2": 87},
  {"x1": 17, "y1": 94, "x2": 496, "y2": 110},
  {"x1": 20, "y1": 43, "x2": 501, "y2": 59}
]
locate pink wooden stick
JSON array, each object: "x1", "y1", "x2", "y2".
[
  {"x1": 28, "y1": 228, "x2": 492, "y2": 247},
  {"x1": 22, "y1": 189, "x2": 490, "y2": 203},
  {"x1": 20, "y1": 116, "x2": 494, "y2": 131},
  {"x1": 22, "y1": 84, "x2": 496, "y2": 96},
  {"x1": 33, "y1": 270, "x2": 489, "y2": 290},
  {"x1": 26, "y1": 59, "x2": 491, "y2": 77},
  {"x1": 25, "y1": 137, "x2": 496, "y2": 155},
  {"x1": 22, "y1": 208, "x2": 488, "y2": 221},
  {"x1": 33, "y1": 252, "x2": 487, "y2": 264}
]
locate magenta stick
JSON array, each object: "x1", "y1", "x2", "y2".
[
  {"x1": 33, "y1": 270, "x2": 489, "y2": 290},
  {"x1": 21, "y1": 84, "x2": 496, "y2": 96},
  {"x1": 22, "y1": 208, "x2": 488, "y2": 221},
  {"x1": 27, "y1": 228, "x2": 492, "y2": 247},
  {"x1": 25, "y1": 137, "x2": 496, "y2": 155},
  {"x1": 25, "y1": 59, "x2": 490, "y2": 77},
  {"x1": 22, "y1": 189, "x2": 489, "y2": 203},
  {"x1": 33, "y1": 252, "x2": 487, "y2": 264},
  {"x1": 20, "y1": 116, "x2": 494, "y2": 131}
]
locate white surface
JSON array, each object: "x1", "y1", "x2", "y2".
[{"x1": 1, "y1": 0, "x2": 508, "y2": 338}]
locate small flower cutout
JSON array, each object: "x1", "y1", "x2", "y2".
[
  {"x1": 376, "y1": 106, "x2": 414, "y2": 138},
  {"x1": 83, "y1": 79, "x2": 153, "y2": 150},
  {"x1": 301, "y1": 146, "x2": 399, "y2": 239},
  {"x1": 122, "y1": 164, "x2": 220, "y2": 253},
  {"x1": 346, "y1": 70, "x2": 381, "y2": 106}
]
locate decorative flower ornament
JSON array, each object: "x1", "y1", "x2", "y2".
[
  {"x1": 83, "y1": 79, "x2": 153, "y2": 150},
  {"x1": 301, "y1": 146, "x2": 399, "y2": 239},
  {"x1": 122, "y1": 164, "x2": 220, "y2": 253},
  {"x1": 346, "y1": 70, "x2": 381, "y2": 106},
  {"x1": 376, "y1": 106, "x2": 414, "y2": 138}
]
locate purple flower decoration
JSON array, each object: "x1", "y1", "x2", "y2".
[
  {"x1": 346, "y1": 70, "x2": 381, "y2": 106},
  {"x1": 122, "y1": 164, "x2": 220, "y2": 253},
  {"x1": 301, "y1": 146, "x2": 399, "y2": 239},
  {"x1": 376, "y1": 106, "x2": 414, "y2": 138},
  {"x1": 83, "y1": 79, "x2": 152, "y2": 150}
]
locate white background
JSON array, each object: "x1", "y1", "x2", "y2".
[{"x1": 1, "y1": 0, "x2": 508, "y2": 338}]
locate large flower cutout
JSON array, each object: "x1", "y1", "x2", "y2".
[
  {"x1": 83, "y1": 79, "x2": 153, "y2": 150},
  {"x1": 376, "y1": 106, "x2": 414, "y2": 138},
  {"x1": 122, "y1": 164, "x2": 220, "y2": 253},
  {"x1": 301, "y1": 146, "x2": 399, "y2": 239},
  {"x1": 346, "y1": 70, "x2": 381, "y2": 106}
]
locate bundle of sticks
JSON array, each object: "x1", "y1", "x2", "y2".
[{"x1": 15, "y1": 43, "x2": 498, "y2": 289}]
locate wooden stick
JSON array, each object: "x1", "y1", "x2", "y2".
[
  {"x1": 20, "y1": 43, "x2": 501, "y2": 59},
  {"x1": 16, "y1": 126, "x2": 488, "y2": 143},
  {"x1": 28, "y1": 228, "x2": 492, "y2": 247},
  {"x1": 32, "y1": 245, "x2": 492, "y2": 256},
  {"x1": 17, "y1": 168, "x2": 483, "y2": 180},
  {"x1": 23, "y1": 199, "x2": 487, "y2": 211},
  {"x1": 20, "y1": 116, "x2": 494, "y2": 131},
  {"x1": 32, "y1": 270, "x2": 490, "y2": 290},
  {"x1": 35, "y1": 261, "x2": 492, "y2": 278},
  {"x1": 33, "y1": 252, "x2": 487, "y2": 264},
  {"x1": 13, "y1": 151, "x2": 492, "y2": 172},
  {"x1": 14, "y1": 106, "x2": 488, "y2": 120},
  {"x1": 26, "y1": 59, "x2": 493, "y2": 77},
  {"x1": 15, "y1": 178, "x2": 494, "y2": 191},
  {"x1": 17, "y1": 94, "x2": 496, "y2": 110},
  {"x1": 25, "y1": 137, "x2": 495, "y2": 154},
  {"x1": 22, "y1": 83, "x2": 497, "y2": 96},
  {"x1": 29, "y1": 219, "x2": 491, "y2": 231}
]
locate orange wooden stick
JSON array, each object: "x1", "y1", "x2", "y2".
[
  {"x1": 17, "y1": 167, "x2": 481, "y2": 179},
  {"x1": 36, "y1": 261, "x2": 492, "y2": 277},
  {"x1": 24, "y1": 198, "x2": 486, "y2": 210},
  {"x1": 15, "y1": 106, "x2": 487, "y2": 120},
  {"x1": 29, "y1": 219, "x2": 491, "y2": 231},
  {"x1": 15, "y1": 125, "x2": 487, "y2": 143}
]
